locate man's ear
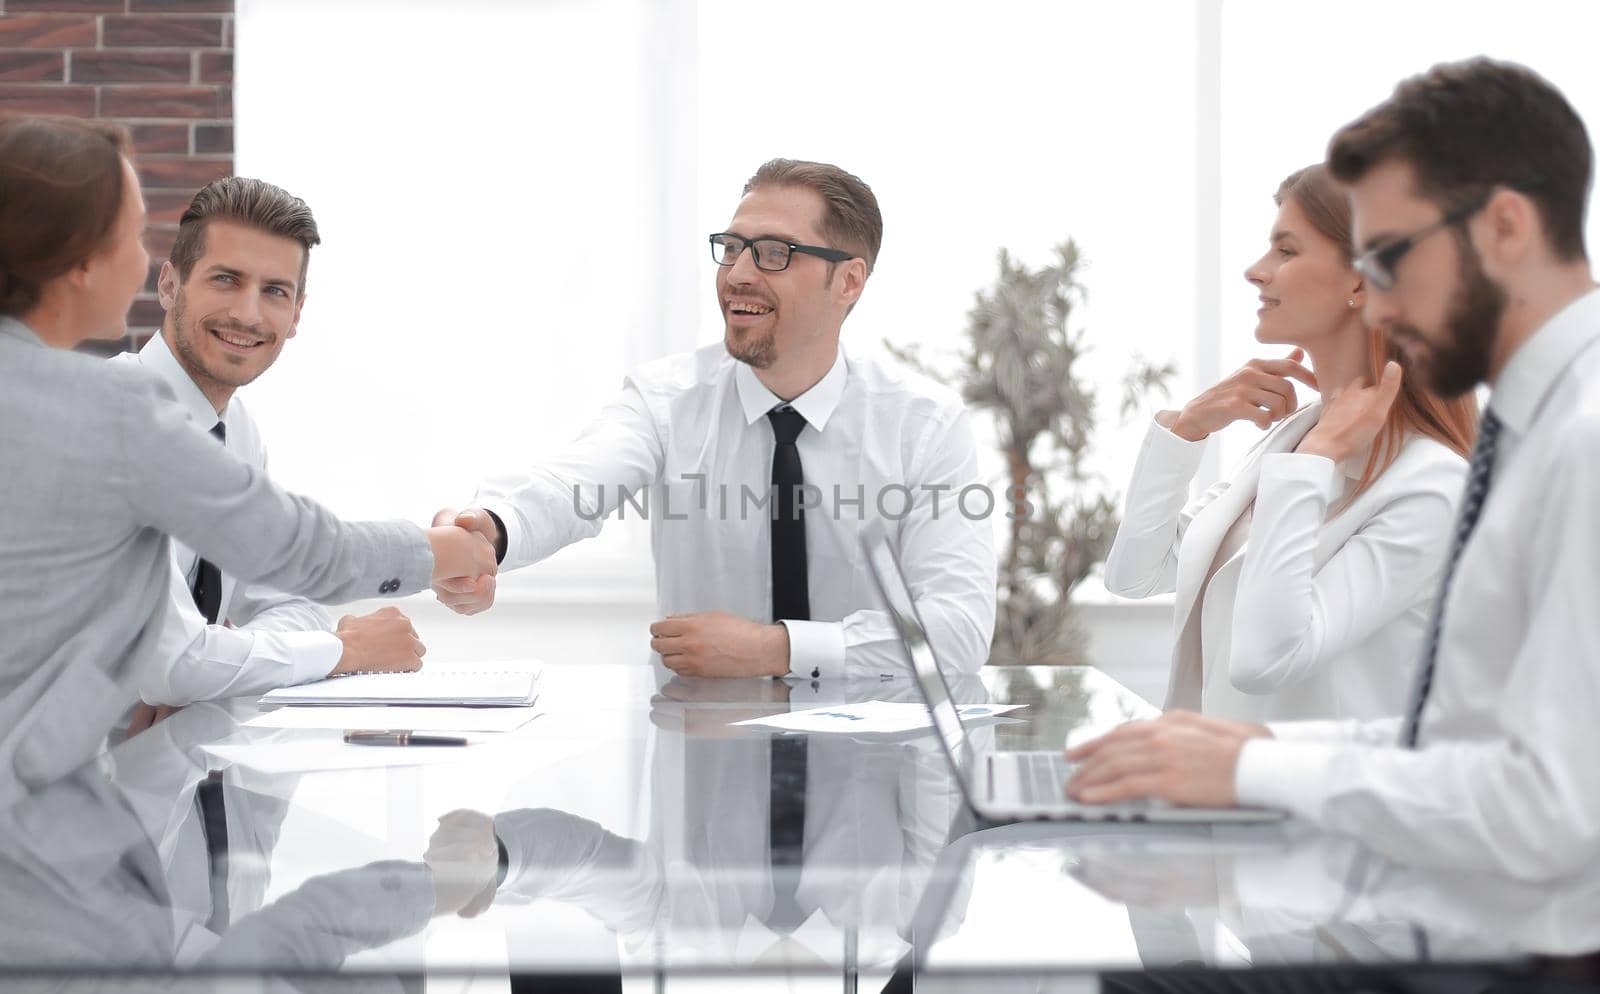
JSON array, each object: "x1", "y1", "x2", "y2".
[
  {"x1": 156, "y1": 260, "x2": 179, "y2": 311},
  {"x1": 1479, "y1": 186, "x2": 1538, "y2": 276},
  {"x1": 288, "y1": 291, "x2": 305, "y2": 340},
  {"x1": 837, "y1": 258, "x2": 869, "y2": 308}
]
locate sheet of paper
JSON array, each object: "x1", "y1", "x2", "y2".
[
  {"x1": 259, "y1": 660, "x2": 542, "y2": 707},
  {"x1": 245, "y1": 706, "x2": 541, "y2": 733},
  {"x1": 731, "y1": 699, "x2": 1025, "y2": 735}
]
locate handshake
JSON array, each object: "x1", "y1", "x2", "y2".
[{"x1": 424, "y1": 507, "x2": 503, "y2": 615}]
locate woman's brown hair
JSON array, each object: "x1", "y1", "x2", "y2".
[
  {"x1": 0, "y1": 114, "x2": 131, "y2": 318},
  {"x1": 1275, "y1": 163, "x2": 1478, "y2": 498}
]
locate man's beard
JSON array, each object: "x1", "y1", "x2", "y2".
[
  {"x1": 170, "y1": 290, "x2": 265, "y2": 390},
  {"x1": 1392, "y1": 236, "x2": 1505, "y2": 399},
  {"x1": 725, "y1": 324, "x2": 777, "y2": 370}
]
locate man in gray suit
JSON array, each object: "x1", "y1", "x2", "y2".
[
  {"x1": 118, "y1": 177, "x2": 426, "y2": 725},
  {"x1": 0, "y1": 115, "x2": 495, "y2": 799}
]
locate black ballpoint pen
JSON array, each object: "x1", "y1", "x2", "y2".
[{"x1": 343, "y1": 730, "x2": 468, "y2": 747}]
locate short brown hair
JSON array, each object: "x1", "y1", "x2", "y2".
[
  {"x1": 1327, "y1": 57, "x2": 1591, "y2": 261},
  {"x1": 744, "y1": 158, "x2": 883, "y2": 274},
  {"x1": 170, "y1": 176, "x2": 321, "y2": 295},
  {"x1": 0, "y1": 115, "x2": 130, "y2": 318}
]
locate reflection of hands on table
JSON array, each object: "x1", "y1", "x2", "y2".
[
  {"x1": 424, "y1": 808, "x2": 501, "y2": 918},
  {"x1": 652, "y1": 674, "x2": 794, "y2": 738},
  {"x1": 1069, "y1": 845, "x2": 1222, "y2": 910}
]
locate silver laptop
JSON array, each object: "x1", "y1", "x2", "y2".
[{"x1": 860, "y1": 522, "x2": 1283, "y2": 825}]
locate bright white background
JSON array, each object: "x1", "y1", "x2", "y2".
[{"x1": 236, "y1": 0, "x2": 1600, "y2": 614}]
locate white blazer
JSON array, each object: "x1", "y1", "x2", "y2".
[{"x1": 1103, "y1": 404, "x2": 1467, "y2": 722}]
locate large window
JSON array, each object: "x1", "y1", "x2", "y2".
[{"x1": 237, "y1": 0, "x2": 1600, "y2": 601}]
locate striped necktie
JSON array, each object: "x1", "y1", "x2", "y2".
[{"x1": 1401, "y1": 409, "x2": 1502, "y2": 747}]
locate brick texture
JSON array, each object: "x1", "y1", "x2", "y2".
[
  {"x1": 70, "y1": 49, "x2": 190, "y2": 83},
  {"x1": 0, "y1": 0, "x2": 235, "y2": 351},
  {"x1": 0, "y1": 49, "x2": 65, "y2": 81}
]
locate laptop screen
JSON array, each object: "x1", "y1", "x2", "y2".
[{"x1": 859, "y1": 522, "x2": 977, "y2": 783}]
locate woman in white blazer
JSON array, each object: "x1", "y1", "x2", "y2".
[{"x1": 1104, "y1": 164, "x2": 1478, "y2": 723}]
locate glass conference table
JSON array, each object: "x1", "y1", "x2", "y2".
[{"x1": 3, "y1": 661, "x2": 1596, "y2": 991}]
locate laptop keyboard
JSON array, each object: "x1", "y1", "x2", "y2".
[{"x1": 1017, "y1": 752, "x2": 1075, "y2": 805}]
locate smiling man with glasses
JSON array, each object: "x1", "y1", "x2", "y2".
[
  {"x1": 432, "y1": 159, "x2": 997, "y2": 685},
  {"x1": 1065, "y1": 57, "x2": 1600, "y2": 884}
]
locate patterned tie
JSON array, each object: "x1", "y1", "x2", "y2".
[
  {"x1": 190, "y1": 421, "x2": 227, "y2": 625},
  {"x1": 766, "y1": 405, "x2": 809, "y2": 933},
  {"x1": 1401, "y1": 409, "x2": 1503, "y2": 747}
]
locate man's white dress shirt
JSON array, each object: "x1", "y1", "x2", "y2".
[
  {"x1": 1236, "y1": 287, "x2": 1600, "y2": 882},
  {"x1": 114, "y1": 334, "x2": 342, "y2": 705},
  {"x1": 477, "y1": 342, "x2": 997, "y2": 679},
  {"x1": 1105, "y1": 405, "x2": 1465, "y2": 722}
]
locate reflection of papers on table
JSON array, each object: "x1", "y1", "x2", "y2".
[
  {"x1": 245, "y1": 706, "x2": 541, "y2": 734},
  {"x1": 731, "y1": 700, "x2": 1026, "y2": 735},
  {"x1": 200, "y1": 731, "x2": 519, "y2": 773}
]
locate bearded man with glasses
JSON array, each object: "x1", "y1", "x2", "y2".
[{"x1": 1065, "y1": 57, "x2": 1600, "y2": 885}]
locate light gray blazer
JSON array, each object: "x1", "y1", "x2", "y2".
[{"x1": 0, "y1": 318, "x2": 431, "y2": 798}]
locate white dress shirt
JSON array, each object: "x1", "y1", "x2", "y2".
[
  {"x1": 1105, "y1": 405, "x2": 1465, "y2": 722},
  {"x1": 477, "y1": 342, "x2": 997, "y2": 679},
  {"x1": 1236, "y1": 287, "x2": 1600, "y2": 882},
  {"x1": 113, "y1": 335, "x2": 342, "y2": 705}
]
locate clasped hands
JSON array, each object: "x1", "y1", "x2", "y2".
[{"x1": 428, "y1": 507, "x2": 501, "y2": 614}]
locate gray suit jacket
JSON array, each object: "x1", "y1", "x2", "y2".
[{"x1": 0, "y1": 317, "x2": 432, "y2": 799}]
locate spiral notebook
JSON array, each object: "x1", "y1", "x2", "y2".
[{"x1": 259, "y1": 662, "x2": 541, "y2": 708}]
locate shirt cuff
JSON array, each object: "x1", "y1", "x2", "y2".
[
  {"x1": 482, "y1": 509, "x2": 509, "y2": 565},
  {"x1": 482, "y1": 501, "x2": 525, "y2": 569},
  {"x1": 1148, "y1": 417, "x2": 1211, "y2": 459},
  {"x1": 1234, "y1": 738, "x2": 1337, "y2": 820},
  {"x1": 1258, "y1": 451, "x2": 1341, "y2": 497},
  {"x1": 779, "y1": 620, "x2": 845, "y2": 680},
  {"x1": 280, "y1": 630, "x2": 345, "y2": 683},
  {"x1": 1266, "y1": 719, "x2": 1355, "y2": 743}
]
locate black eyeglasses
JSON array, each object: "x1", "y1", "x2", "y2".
[
  {"x1": 1353, "y1": 195, "x2": 1489, "y2": 292},
  {"x1": 709, "y1": 232, "x2": 854, "y2": 273}
]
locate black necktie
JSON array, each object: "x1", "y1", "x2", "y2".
[
  {"x1": 190, "y1": 419, "x2": 232, "y2": 931},
  {"x1": 190, "y1": 421, "x2": 226, "y2": 625},
  {"x1": 766, "y1": 406, "x2": 808, "y2": 933},
  {"x1": 768, "y1": 407, "x2": 810, "y2": 626},
  {"x1": 1401, "y1": 409, "x2": 1503, "y2": 747},
  {"x1": 197, "y1": 772, "x2": 230, "y2": 932}
]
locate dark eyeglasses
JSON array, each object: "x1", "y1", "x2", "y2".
[
  {"x1": 709, "y1": 232, "x2": 854, "y2": 273},
  {"x1": 1353, "y1": 195, "x2": 1489, "y2": 291}
]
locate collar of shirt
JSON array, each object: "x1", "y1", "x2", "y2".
[
  {"x1": 1489, "y1": 285, "x2": 1600, "y2": 436},
  {"x1": 733, "y1": 345, "x2": 848, "y2": 431},
  {"x1": 0, "y1": 315, "x2": 44, "y2": 348},
  {"x1": 136, "y1": 330, "x2": 229, "y2": 430}
]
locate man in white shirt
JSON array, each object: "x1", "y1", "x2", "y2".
[
  {"x1": 123, "y1": 177, "x2": 425, "y2": 718},
  {"x1": 1065, "y1": 57, "x2": 1600, "y2": 882},
  {"x1": 434, "y1": 159, "x2": 996, "y2": 680}
]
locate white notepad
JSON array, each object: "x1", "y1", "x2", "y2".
[{"x1": 259, "y1": 663, "x2": 541, "y2": 707}]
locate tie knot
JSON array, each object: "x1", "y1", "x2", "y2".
[
  {"x1": 210, "y1": 420, "x2": 226, "y2": 444},
  {"x1": 767, "y1": 406, "x2": 806, "y2": 445}
]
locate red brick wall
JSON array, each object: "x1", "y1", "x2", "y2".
[{"x1": 0, "y1": 0, "x2": 234, "y2": 355}]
